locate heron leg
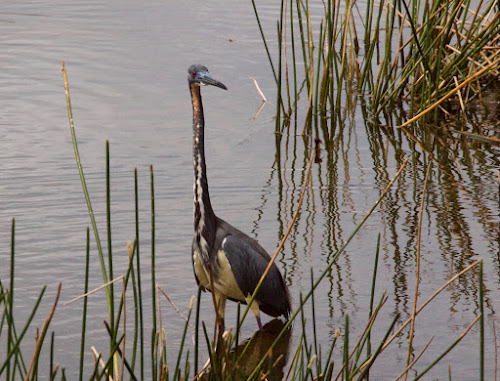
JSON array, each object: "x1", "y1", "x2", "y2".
[
  {"x1": 245, "y1": 295, "x2": 263, "y2": 331},
  {"x1": 256, "y1": 315, "x2": 263, "y2": 331},
  {"x1": 214, "y1": 291, "x2": 227, "y2": 332}
]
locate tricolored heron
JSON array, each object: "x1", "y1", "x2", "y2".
[{"x1": 188, "y1": 64, "x2": 291, "y2": 330}]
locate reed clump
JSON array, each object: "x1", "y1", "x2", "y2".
[{"x1": 253, "y1": 0, "x2": 500, "y2": 132}]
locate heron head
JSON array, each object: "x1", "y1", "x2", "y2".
[{"x1": 188, "y1": 64, "x2": 227, "y2": 90}]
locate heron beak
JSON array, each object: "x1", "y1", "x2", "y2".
[{"x1": 198, "y1": 73, "x2": 228, "y2": 90}]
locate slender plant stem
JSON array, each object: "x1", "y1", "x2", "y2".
[
  {"x1": 479, "y1": 260, "x2": 484, "y2": 381},
  {"x1": 7, "y1": 218, "x2": 15, "y2": 381},
  {"x1": 79, "y1": 228, "x2": 90, "y2": 381},
  {"x1": 133, "y1": 169, "x2": 144, "y2": 379},
  {"x1": 61, "y1": 62, "x2": 113, "y2": 324}
]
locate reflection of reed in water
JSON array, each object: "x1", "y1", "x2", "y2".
[{"x1": 229, "y1": 319, "x2": 291, "y2": 380}]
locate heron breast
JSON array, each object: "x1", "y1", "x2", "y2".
[
  {"x1": 192, "y1": 248, "x2": 246, "y2": 302},
  {"x1": 214, "y1": 250, "x2": 246, "y2": 302}
]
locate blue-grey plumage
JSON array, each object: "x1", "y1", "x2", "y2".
[{"x1": 188, "y1": 64, "x2": 291, "y2": 330}]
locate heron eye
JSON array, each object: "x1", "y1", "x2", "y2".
[{"x1": 191, "y1": 72, "x2": 197, "y2": 78}]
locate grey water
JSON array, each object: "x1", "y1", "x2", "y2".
[{"x1": 1, "y1": 0, "x2": 499, "y2": 379}]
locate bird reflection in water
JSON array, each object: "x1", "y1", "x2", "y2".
[{"x1": 200, "y1": 319, "x2": 292, "y2": 380}]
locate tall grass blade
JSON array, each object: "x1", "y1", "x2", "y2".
[
  {"x1": 173, "y1": 297, "x2": 194, "y2": 380},
  {"x1": 106, "y1": 141, "x2": 115, "y2": 343},
  {"x1": 150, "y1": 165, "x2": 157, "y2": 381},
  {"x1": 356, "y1": 313, "x2": 400, "y2": 379},
  {"x1": 79, "y1": 228, "x2": 90, "y2": 381},
  {"x1": 479, "y1": 259, "x2": 484, "y2": 381},
  {"x1": 7, "y1": 218, "x2": 15, "y2": 381},
  {"x1": 61, "y1": 62, "x2": 113, "y2": 325},
  {"x1": 134, "y1": 168, "x2": 145, "y2": 379}
]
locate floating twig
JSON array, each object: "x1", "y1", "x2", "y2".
[{"x1": 250, "y1": 77, "x2": 267, "y2": 102}]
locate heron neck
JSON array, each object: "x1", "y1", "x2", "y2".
[{"x1": 190, "y1": 84, "x2": 217, "y2": 248}]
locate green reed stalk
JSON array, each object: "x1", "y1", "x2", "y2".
[
  {"x1": 295, "y1": 0, "x2": 309, "y2": 89},
  {"x1": 230, "y1": 302, "x2": 241, "y2": 379},
  {"x1": 343, "y1": 314, "x2": 349, "y2": 379},
  {"x1": 299, "y1": 293, "x2": 311, "y2": 362},
  {"x1": 313, "y1": 20, "x2": 324, "y2": 126},
  {"x1": 289, "y1": 335, "x2": 303, "y2": 379},
  {"x1": 310, "y1": 269, "x2": 318, "y2": 371},
  {"x1": 290, "y1": 0, "x2": 298, "y2": 130},
  {"x1": 133, "y1": 169, "x2": 145, "y2": 379},
  {"x1": 350, "y1": 294, "x2": 387, "y2": 375},
  {"x1": 173, "y1": 300, "x2": 194, "y2": 380},
  {"x1": 479, "y1": 260, "x2": 484, "y2": 381},
  {"x1": 106, "y1": 142, "x2": 119, "y2": 380},
  {"x1": 62, "y1": 63, "x2": 114, "y2": 329},
  {"x1": 150, "y1": 165, "x2": 157, "y2": 381},
  {"x1": 49, "y1": 332, "x2": 55, "y2": 380},
  {"x1": 250, "y1": 0, "x2": 278, "y2": 85},
  {"x1": 282, "y1": 0, "x2": 292, "y2": 115},
  {"x1": 151, "y1": 329, "x2": 158, "y2": 380},
  {"x1": 360, "y1": 1, "x2": 383, "y2": 96},
  {"x1": 276, "y1": 20, "x2": 283, "y2": 133},
  {"x1": 90, "y1": 353, "x2": 101, "y2": 379},
  {"x1": 112, "y1": 239, "x2": 137, "y2": 340},
  {"x1": 184, "y1": 350, "x2": 190, "y2": 379},
  {"x1": 7, "y1": 218, "x2": 14, "y2": 380},
  {"x1": 194, "y1": 287, "x2": 202, "y2": 376},
  {"x1": 356, "y1": 313, "x2": 399, "y2": 379},
  {"x1": 322, "y1": 329, "x2": 338, "y2": 377},
  {"x1": 364, "y1": 0, "x2": 373, "y2": 52},
  {"x1": 201, "y1": 322, "x2": 215, "y2": 374},
  {"x1": 367, "y1": 233, "x2": 381, "y2": 364},
  {"x1": 79, "y1": 228, "x2": 90, "y2": 381},
  {"x1": 106, "y1": 142, "x2": 115, "y2": 340},
  {"x1": 128, "y1": 241, "x2": 139, "y2": 374},
  {"x1": 401, "y1": 0, "x2": 430, "y2": 75},
  {"x1": 0, "y1": 287, "x2": 46, "y2": 378},
  {"x1": 99, "y1": 334, "x2": 125, "y2": 379}
]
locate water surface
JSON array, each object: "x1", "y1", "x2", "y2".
[{"x1": 1, "y1": 0, "x2": 499, "y2": 379}]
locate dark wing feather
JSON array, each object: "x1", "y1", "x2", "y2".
[{"x1": 220, "y1": 227, "x2": 291, "y2": 318}]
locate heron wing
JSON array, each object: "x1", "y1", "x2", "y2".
[{"x1": 221, "y1": 232, "x2": 290, "y2": 318}]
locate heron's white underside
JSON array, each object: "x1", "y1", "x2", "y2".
[{"x1": 192, "y1": 248, "x2": 261, "y2": 319}]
